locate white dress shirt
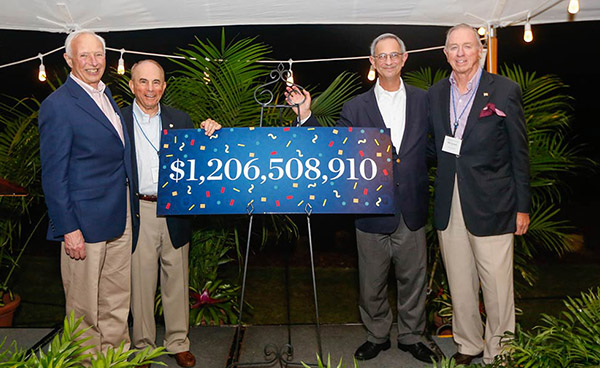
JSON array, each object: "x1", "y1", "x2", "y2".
[
  {"x1": 374, "y1": 78, "x2": 407, "y2": 153},
  {"x1": 132, "y1": 101, "x2": 161, "y2": 195}
]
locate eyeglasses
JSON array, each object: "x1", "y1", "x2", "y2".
[{"x1": 373, "y1": 52, "x2": 403, "y2": 61}]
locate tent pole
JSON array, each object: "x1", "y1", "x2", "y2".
[{"x1": 486, "y1": 25, "x2": 498, "y2": 74}]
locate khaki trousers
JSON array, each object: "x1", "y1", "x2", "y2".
[
  {"x1": 131, "y1": 199, "x2": 190, "y2": 353},
  {"x1": 438, "y1": 178, "x2": 515, "y2": 364},
  {"x1": 60, "y1": 194, "x2": 132, "y2": 356}
]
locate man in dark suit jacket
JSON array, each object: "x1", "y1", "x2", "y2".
[
  {"x1": 287, "y1": 33, "x2": 437, "y2": 363},
  {"x1": 122, "y1": 60, "x2": 221, "y2": 368},
  {"x1": 39, "y1": 30, "x2": 134, "y2": 354},
  {"x1": 428, "y1": 24, "x2": 530, "y2": 365}
]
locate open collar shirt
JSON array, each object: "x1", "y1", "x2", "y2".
[
  {"x1": 448, "y1": 67, "x2": 482, "y2": 140},
  {"x1": 132, "y1": 100, "x2": 162, "y2": 195},
  {"x1": 374, "y1": 77, "x2": 407, "y2": 154}
]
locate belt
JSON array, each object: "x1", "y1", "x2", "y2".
[{"x1": 139, "y1": 194, "x2": 158, "y2": 202}]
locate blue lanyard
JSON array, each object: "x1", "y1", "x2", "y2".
[
  {"x1": 133, "y1": 111, "x2": 160, "y2": 155},
  {"x1": 450, "y1": 71, "x2": 482, "y2": 137}
]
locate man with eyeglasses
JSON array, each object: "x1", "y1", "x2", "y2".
[
  {"x1": 287, "y1": 33, "x2": 438, "y2": 363},
  {"x1": 429, "y1": 24, "x2": 530, "y2": 365}
]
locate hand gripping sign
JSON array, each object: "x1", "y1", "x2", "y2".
[{"x1": 157, "y1": 126, "x2": 395, "y2": 215}]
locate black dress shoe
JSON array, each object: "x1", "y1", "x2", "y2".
[
  {"x1": 452, "y1": 351, "x2": 483, "y2": 365},
  {"x1": 354, "y1": 340, "x2": 391, "y2": 361},
  {"x1": 398, "y1": 342, "x2": 440, "y2": 363}
]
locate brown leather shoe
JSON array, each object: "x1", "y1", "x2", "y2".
[
  {"x1": 173, "y1": 351, "x2": 196, "y2": 367},
  {"x1": 452, "y1": 351, "x2": 483, "y2": 365}
]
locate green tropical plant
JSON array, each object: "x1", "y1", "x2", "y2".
[
  {"x1": 0, "y1": 312, "x2": 166, "y2": 367},
  {"x1": 0, "y1": 96, "x2": 45, "y2": 307},
  {"x1": 301, "y1": 354, "x2": 359, "y2": 368}
]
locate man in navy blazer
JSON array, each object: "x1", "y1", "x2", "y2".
[
  {"x1": 39, "y1": 30, "x2": 135, "y2": 354},
  {"x1": 428, "y1": 24, "x2": 530, "y2": 365},
  {"x1": 287, "y1": 33, "x2": 437, "y2": 363},
  {"x1": 121, "y1": 60, "x2": 221, "y2": 368}
]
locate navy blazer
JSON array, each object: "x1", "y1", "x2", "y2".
[
  {"x1": 429, "y1": 70, "x2": 530, "y2": 236},
  {"x1": 122, "y1": 103, "x2": 193, "y2": 251},
  {"x1": 39, "y1": 76, "x2": 134, "y2": 243},
  {"x1": 305, "y1": 84, "x2": 429, "y2": 233}
]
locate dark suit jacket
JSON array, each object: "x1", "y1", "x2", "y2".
[
  {"x1": 306, "y1": 84, "x2": 429, "y2": 233},
  {"x1": 122, "y1": 103, "x2": 193, "y2": 251},
  {"x1": 429, "y1": 70, "x2": 530, "y2": 236},
  {"x1": 39, "y1": 76, "x2": 134, "y2": 243}
]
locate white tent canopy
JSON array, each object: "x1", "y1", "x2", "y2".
[{"x1": 0, "y1": 0, "x2": 598, "y2": 33}]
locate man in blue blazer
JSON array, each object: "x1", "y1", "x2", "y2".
[
  {"x1": 39, "y1": 30, "x2": 135, "y2": 354},
  {"x1": 287, "y1": 33, "x2": 437, "y2": 363},
  {"x1": 429, "y1": 24, "x2": 530, "y2": 365},
  {"x1": 122, "y1": 59, "x2": 221, "y2": 368}
]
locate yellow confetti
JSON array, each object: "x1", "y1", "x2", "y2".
[
  {"x1": 309, "y1": 195, "x2": 315, "y2": 200},
  {"x1": 172, "y1": 191, "x2": 178, "y2": 196},
  {"x1": 188, "y1": 204, "x2": 195, "y2": 211},
  {"x1": 238, "y1": 143, "x2": 246, "y2": 147},
  {"x1": 297, "y1": 200, "x2": 304, "y2": 206},
  {"x1": 174, "y1": 136, "x2": 177, "y2": 143},
  {"x1": 163, "y1": 144, "x2": 169, "y2": 149},
  {"x1": 333, "y1": 129, "x2": 339, "y2": 134},
  {"x1": 353, "y1": 182, "x2": 357, "y2": 190},
  {"x1": 249, "y1": 152, "x2": 255, "y2": 157},
  {"x1": 376, "y1": 185, "x2": 383, "y2": 191},
  {"x1": 233, "y1": 188, "x2": 240, "y2": 192},
  {"x1": 376, "y1": 152, "x2": 382, "y2": 157},
  {"x1": 286, "y1": 140, "x2": 291, "y2": 147},
  {"x1": 338, "y1": 149, "x2": 344, "y2": 155},
  {"x1": 374, "y1": 139, "x2": 380, "y2": 146},
  {"x1": 293, "y1": 183, "x2": 298, "y2": 188},
  {"x1": 343, "y1": 137, "x2": 348, "y2": 144},
  {"x1": 307, "y1": 127, "x2": 315, "y2": 130},
  {"x1": 261, "y1": 197, "x2": 267, "y2": 202},
  {"x1": 162, "y1": 182, "x2": 168, "y2": 188},
  {"x1": 387, "y1": 144, "x2": 391, "y2": 152},
  {"x1": 166, "y1": 154, "x2": 173, "y2": 157},
  {"x1": 353, "y1": 198, "x2": 359, "y2": 203},
  {"x1": 249, "y1": 127, "x2": 255, "y2": 130},
  {"x1": 200, "y1": 145, "x2": 206, "y2": 151},
  {"x1": 322, "y1": 199, "x2": 327, "y2": 206},
  {"x1": 200, "y1": 204, "x2": 206, "y2": 209}
]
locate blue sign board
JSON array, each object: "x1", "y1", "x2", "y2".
[{"x1": 157, "y1": 127, "x2": 395, "y2": 215}]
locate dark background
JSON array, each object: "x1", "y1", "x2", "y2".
[{"x1": 1, "y1": 21, "x2": 599, "y2": 248}]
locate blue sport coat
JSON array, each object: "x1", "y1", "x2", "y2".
[{"x1": 39, "y1": 76, "x2": 135, "y2": 243}]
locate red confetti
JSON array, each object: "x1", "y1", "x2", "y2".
[
  {"x1": 270, "y1": 151, "x2": 277, "y2": 155},
  {"x1": 283, "y1": 127, "x2": 290, "y2": 132},
  {"x1": 220, "y1": 187, "x2": 225, "y2": 194},
  {"x1": 359, "y1": 150, "x2": 364, "y2": 157},
  {"x1": 348, "y1": 127, "x2": 353, "y2": 132},
  {"x1": 163, "y1": 129, "x2": 168, "y2": 135},
  {"x1": 286, "y1": 195, "x2": 293, "y2": 200},
  {"x1": 166, "y1": 203, "x2": 171, "y2": 209},
  {"x1": 190, "y1": 139, "x2": 195, "y2": 146},
  {"x1": 328, "y1": 141, "x2": 334, "y2": 147},
  {"x1": 363, "y1": 188, "x2": 368, "y2": 195},
  {"x1": 276, "y1": 200, "x2": 280, "y2": 207},
  {"x1": 383, "y1": 169, "x2": 389, "y2": 176},
  {"x1": 229, "y1": 199, "x2": 235, "y2": 206},
  {"x1": 206, "y1": 191, "x2": 210, "y2": 198}
]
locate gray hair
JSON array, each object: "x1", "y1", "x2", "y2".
[
  {"x1": 445, "y1": 23, "x2": 482, "y2": 49},
  {"x1": 370, "y1": 33, "x2": 406, "y2": 56},
  {"x1": 65, "y1": 30, "x2": 106, "y2": 57}
]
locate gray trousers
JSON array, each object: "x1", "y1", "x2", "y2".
[{"x1": 356, "y1": 218, "x2": 427, "y2": 345}]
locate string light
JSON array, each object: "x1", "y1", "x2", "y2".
[
  {"x1": 286, "y1": 59, "x2": 294, "y2": 85},
  {"x1": 524, "y1": 15, "x2": 533, "y2": 43},
  {"x1": 477, "y1": 26, "x2": 487, "y2": 36},
  {"x1": 38, "y1": 54, "x2": 46, "y2": 82},
  {"x1": 367, "y1": 65, "x2": 376, "y2": 81},
  {"x1": 117, "y1": 48, "x2": 125, "y2": 75},
  {"x1": 568, "y1": 0, "x2": 579, "y2": 14}
]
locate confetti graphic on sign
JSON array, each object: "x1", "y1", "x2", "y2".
[{"x1": 157, "y1": 127, "x2": 394, "y2": 215}]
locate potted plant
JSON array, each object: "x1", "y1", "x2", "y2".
[{"x1": 0, "y1": 96, "x2": 44, "y2": 326}]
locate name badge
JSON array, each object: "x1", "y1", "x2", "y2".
[
  {"x1": 151, "y1": 167, "x2": 159, "y2": 183},
  {"x1": 442, "y1": 135, "x2": 462, "y2": 156}
]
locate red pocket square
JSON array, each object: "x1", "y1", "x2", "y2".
[{"x1": 479, "y1": 102, "x2": 506, "y2": 118}]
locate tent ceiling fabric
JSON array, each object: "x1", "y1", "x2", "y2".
[{"x1": 0, "y1": 0, "x2": 598, "y2": 33}]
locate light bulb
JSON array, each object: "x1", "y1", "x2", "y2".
[
  {"x1": 367, "y1": 65, "x2": 376, "y2": 81},
  {"x1": 477, "y1": 27, "x2": 487, "y2": 36},
  {"x1": 117, "y1": 49, "x2": 125, "y2": 75},
  {"x1": 523, "y1": 22, "x2": 533, "y2": 43},
  {"x1": 568, "y1": 0, "x2": 579, "y2": 14},
  {"x1": 38, "y1": 63, "x2": 47, "y2": 82},
  {"x1": 286, "y1": 70, "x2": 294, "y2": 86}
]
